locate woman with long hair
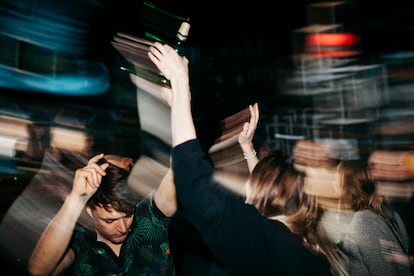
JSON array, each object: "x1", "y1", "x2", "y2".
[
  {"x1": 148, "y1": 41, "x2": 344, "y2": 275},
  {"x1": 336, "y1": 159, "x2": 412, "y2": 275}
]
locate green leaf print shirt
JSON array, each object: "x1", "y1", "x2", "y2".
[{"x1": 69, "y1": 195, "x2": 175, "y2": 276}]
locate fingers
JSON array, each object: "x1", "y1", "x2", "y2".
[
  {"x1": 148, "y1": 42, "x2": 183, "y2": 66},
  {"x1": 148, "y1": 43, "x2": 169, "y2": 76},
  {"x1": 147, "y1": 42, "x2": 189, "y2": 87},
  {"x1": 88, "y1": 153, "x2": 104, "y2": 165},
  {"x1": 247, "y1": 103, "x2": 259, "y2": 131},
  {"x1": 151, "y1": 42, "x2": 173, "y2": 55},
  {"x1": 254, "y1": 103, "x2": 259, "y2": 123},
  {"x1": 79, "y1": 163, "x2": 107, "y2": 187},
  {"x1": 82, "y1": 167, "x2": 101, "y2": 189},
  {"x1": 238, "y1": 103, "x2": 260, "y2": 145},
  {"x1": 88, "y1": 153, "x2": 108, "y2": 176},
  {"x1": 147, "y1": 43, "x2": 163, "y2": 69},
  {"x1": 73, "y1": 154, "x2": 109, "y2": 197},
  {"x1": 250, "y1": 103, "x2": 259, "y2": 125},
  {"x1": 148, "y1": 48, "x2": 160, "y2": 64},
  {"x1": 148, "y1": 42, "x2": 174, "y2": 62}
]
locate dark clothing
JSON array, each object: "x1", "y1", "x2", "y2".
[
  {"x1": 70, "y1": 195, "x2": 175, "y2": 275},
  {"x1": 172, "y1": 139, "x2": 332, "y2": 276},
  {"x1": 169, "y1": 209, "x2": 214, "y2": 276}
]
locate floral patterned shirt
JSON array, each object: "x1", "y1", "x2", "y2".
[{"x1": 69, "y1": 195, "x2": 174, "y2": 275}]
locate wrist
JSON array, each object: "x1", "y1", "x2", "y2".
[
  {"x1": 240, "y1": 142, "x2": 254, "y2": 153},
  {"x1": 60, "y1": 193, "x2": 88, "y2": 220},
  {"x1": 243, "y1": 150, "x2": 257, "y2": 160},
  {"x1": 239, "y1": 141, "x2": 253, "y2": 149},
  {"x1": 65, "y1": 193, "x2": 88, "y2": 208}
]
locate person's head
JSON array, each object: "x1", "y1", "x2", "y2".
[
  {"x1": 246, "y1": 153, "x2": 347, "y2": 274},
  {"x1": 245, "y1": 153, "x2": 320, "y2": 236},
  {"x1": 335, "y1": 159, "x2": 383, "y2": 213},
  {"x1": 86, "y1": 155, "x2": 139, "y2": 245}
]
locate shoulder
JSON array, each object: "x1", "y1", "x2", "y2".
[
  {"x1": 135, "y1": 193, "x2": 170, "y2": 221},
  {"x1": 70, "y1": 224, "x2": 96, "y2": 254},
  {"x1": 72, "y1": 224, "x2": 95, "y2": 240},
  {"x1": 350, "y1": 209, "x2": 381, "y2": 224},
  {"x1": 346, "y1": 209, "x2": 388, "y2": 237},
  {"x1": 72, "y1": 224, "x2": 96, "y2": 243}
]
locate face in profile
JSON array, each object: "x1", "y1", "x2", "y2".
[{"x1": 87, "y1": 206, "x2": 134, "y2": 244}]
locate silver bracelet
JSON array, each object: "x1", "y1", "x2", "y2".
[{"x1": 243, "y1": 150, "x2": 257, "y2": 160}]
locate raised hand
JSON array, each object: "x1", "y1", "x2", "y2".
[
  {"x1": 238, "y1": 103, "x2": 260, "y2": 172},
  {"x1": 147, "y1": 42, "x2": 190, "y2": 105},
  {"x1": 71, "y1": 153, "x2": 108, "y2": 201},
  {"x1": 147, "y1": 42, "x2": 189, "y2": 82},
  {"x1": 238, "y1": 103, "x2": 259, "y2": 149}
]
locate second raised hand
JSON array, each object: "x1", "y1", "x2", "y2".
[{"x1": 238, "y1": 103, "x2": 259, "y2": 147}]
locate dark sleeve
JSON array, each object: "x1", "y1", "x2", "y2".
[
  {"x1": 172, "y1": 139, "x2": 268, "y2": 265},
  {"x1": 172, "y1": 140, "x2": 333, "y2": 275}
]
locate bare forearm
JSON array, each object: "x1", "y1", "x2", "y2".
[
  {"x1": 154, "y1": 168, "x2": 177, "y2": 217},
  {"x1": 170, "y1": 77, "x2": 196, "y2": 147},
  {"x1": 29, "y1": 194, "x2": 85, "y2": 275}
]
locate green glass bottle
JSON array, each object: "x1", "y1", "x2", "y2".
[
  {"x1": 119, "y1": 20, "x2": 191, "y2": 88},
  {"x1": 174, "y1": 21, "x2": 191, "y2": 54}
]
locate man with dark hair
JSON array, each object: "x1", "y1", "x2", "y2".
[{"x1": 28, "y1": 153, "x2": 177, "y2": 275}]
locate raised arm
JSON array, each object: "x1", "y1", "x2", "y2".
[
  {"x1": 147, "y1": 42, "x2": 195, "y2": 147},
  {"x1": 147, "y1": 42, "x2": 269, "y2": 270},
  {"x1": 147, "y1": 44, "x2": 188, "y2": 217},
  {"x1": 238, "y1": 103, "x2": 260, "y2": 173},
  {"x1": 28, "y1": 154, "x2": 108, "y2": 276},
  {"x1": 153, "y1": 166, "x2": 177, "y2": 217}
]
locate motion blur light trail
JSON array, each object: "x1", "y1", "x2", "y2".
[
  {"x1": 0, "y1": 61, "x2": 109, "y2": 95},
  {"x1": 0, "y1": 0, "x2": 110, "y2": 95}
]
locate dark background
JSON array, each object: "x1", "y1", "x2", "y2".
[{"x1": 1, "y1": 0, "x2": 414, "y2": 273}]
